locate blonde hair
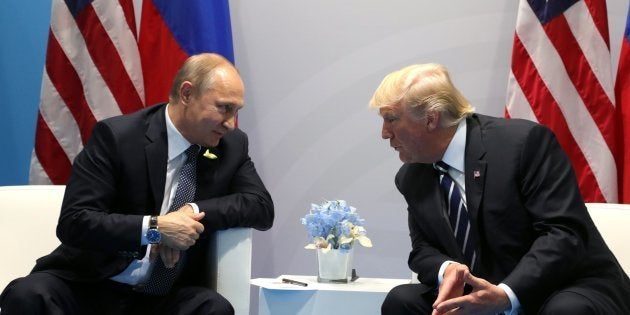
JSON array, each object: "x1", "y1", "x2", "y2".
[
  {"x1": 169, "y1": 53, "x2": 235, "y2": 103},
  {"x1": 368, "y1": 63, "x2": 474, "y2": 127}
]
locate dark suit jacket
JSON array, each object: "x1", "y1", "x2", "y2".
[
  {"x1": 396, "y1": 114, "x2": 630, "y2": 313},
  {"x1": 33, "y1": 104, "x2": 274, "y2": 287}
]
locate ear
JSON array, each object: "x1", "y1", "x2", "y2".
[
  {"x1": 179, "y1": 81, "x2": 193, "y2": 104},
  {"x1": 425, "y1": 110, "x2": 440, "y2": 131}
]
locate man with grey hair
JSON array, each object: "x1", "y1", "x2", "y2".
[
  {"x1": 0, "y1": 53, "x2": 274, "y2": 314},
  {"x1": 371, "y1": 63, "x2": 630, "y2": 314}
]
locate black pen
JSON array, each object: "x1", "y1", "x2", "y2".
[{"x1": 282, "y1": 278, "x2": 308, "y2": 287}]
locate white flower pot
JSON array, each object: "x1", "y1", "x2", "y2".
[{"x1": 317, "y1": 248, "x2": 353, "y2": 283}]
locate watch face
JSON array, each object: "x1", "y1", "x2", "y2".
[{"x1": 147, "y1": 228, "x2": 161, "y2": 244}]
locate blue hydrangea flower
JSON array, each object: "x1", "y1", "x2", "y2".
[{"x1": 302, "y1": 200, "x2": 373, "y2": 250}]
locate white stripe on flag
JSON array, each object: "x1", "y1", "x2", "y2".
[{"x1": 506, "y1": 71, "x2": 539, "y2": 122}]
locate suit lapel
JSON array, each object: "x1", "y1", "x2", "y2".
[
  {"x1": 196, "y1": 145, "x2": 220, "y2": 195},
  {"x1": 464, "y1": 115, "x2": 487, "y2": 266},
  {"x1": 464, "y1": 115, "x2": 487, "y2": 221},
  {"x1": 145, "y1": 105, "x2": 168, "y2": 214}
]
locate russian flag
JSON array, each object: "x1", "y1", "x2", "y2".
[{"x1": 139, "y1": 0, "x2": 234, "y2": 106}]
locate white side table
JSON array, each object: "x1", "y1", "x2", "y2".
[{"x1": 251, "y1": 275, "x2": 410, "y2": 315}]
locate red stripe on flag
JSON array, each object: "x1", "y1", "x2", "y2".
[
  {"x1": 511, "y1": 36, "x2": 605, "y2": 201},
  {"x1": 138, "y1": 0, "x2": 189, "y2": 106},
  {"x1": 542, "y1": 15, "x2": 617, "y2": 155},
  {"x1": 119, "y1": 0, "x2": 137, "y2": 39},
  {"x1": 45, "y1": 31, "x2": 96, "y2": 143},
  {"x1": 616, "y1": 32, "x2": 630, "y2": 203},
  {"x1": 74, "y1": 5, "x2": 144, "y2": 114},
  {"x1": 33, "y1": 113, "x2": 73, "y2": 184}
]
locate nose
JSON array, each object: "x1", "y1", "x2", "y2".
[
  {"x1": 222, "y1": 116, "x2": 236, "y2": 130},
  {"x1": 381, "y1": 124, "x2": 392, "y2": 139}
]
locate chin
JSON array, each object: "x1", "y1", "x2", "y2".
[
  {"x1": 398, "y1": 153, "x2": 411, "y2": 163},
  {"x1": 205, "y1": 138, "x2": 221, "y2": 148}
]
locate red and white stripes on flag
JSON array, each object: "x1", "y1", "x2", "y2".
[
  {"x1": 506, "y1": 0, "x2": 618, "y2": 203},
  {"x1": 615, "y1": 5, "x2": 630, "y2": 204},
  {"x1": 30, "y1": 0, "x2": 145, "y2": 184}
]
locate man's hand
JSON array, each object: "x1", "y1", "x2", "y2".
[
  {"x1": 433, "y1": 268, "x2": 511, "y2": 315},
  {"x1": 158, "y1": 207, "x2": 205, "y2": 250},
  {"x1": 432, "y1": 263, "x2": 467, "y2": 315},
  {"x1": 149, "y1": 244, "x2": 180, "y2": 268}
]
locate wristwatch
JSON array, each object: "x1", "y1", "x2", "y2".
[{"x1": 147, "y1": 215, "x2": 161, "y2": 244}]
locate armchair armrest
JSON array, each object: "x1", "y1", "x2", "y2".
[{"x1": 210, "y1": 228, "x2": 253, "y2": 315}]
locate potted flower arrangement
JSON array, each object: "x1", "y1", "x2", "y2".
[{"x1": 301, "y1": 200, "x2": 372, "y2": 282}]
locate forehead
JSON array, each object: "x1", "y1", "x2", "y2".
[
  {"x1": 378, "y1": 102, "x2": 403, "y2": 116},
  {"x1": 211, "y1": 68, "x2": 243, "y2": 92}
]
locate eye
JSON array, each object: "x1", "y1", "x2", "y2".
[
  {"x1": 383, "y1": 115, "x2": 398, "y2": 123},
  {"x1": 216, "y1": 104, "x2": 235, "y2": 115}
]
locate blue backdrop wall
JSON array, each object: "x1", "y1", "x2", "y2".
[{"x1": 0, "y1": 1, "x2": 51, "y2": 185}]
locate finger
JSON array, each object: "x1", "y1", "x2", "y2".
[
  {"x1": 434, "y1": 296, "x2": 466, "y2": 314},
  {"x1": 193, "y1": 221, "x2": 205, "y2": 234},
  {"x1": 161, "y1": 247, "x2": 174, "y2": 268},
  {"x1": 433, "y1": 283, "x2": 451, "y2": 306},
  {"x1": 172, "y1": 250, "x2": 180, "y2": 265},
  {"x1": 149, "y1": 245, "x2": 160, "y2": 262}
]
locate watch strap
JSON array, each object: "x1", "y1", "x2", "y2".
[{"x1": 150, "y1": 215, "x2": 158, "y2": 229}]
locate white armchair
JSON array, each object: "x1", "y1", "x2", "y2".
[
  {"x1": 585, "y1": 203, "x2": 630, "y2": 274},
  {"x1": 0, "y1": 185, "x2": 252, "y2": 315}
]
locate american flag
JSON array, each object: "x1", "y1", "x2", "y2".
[
  {"x1": 615, "y1": 5, "x2": 630, "y2": 203},
  {"x1": 30, "y1": 0, "x2": 234, "y2": 184},
  {"x1": 506, "y1": 0, "x2": 618, "y2": 203}
]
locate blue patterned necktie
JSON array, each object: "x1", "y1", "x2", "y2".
[
  {"x1": 435, "y1": 161, "x2": 478, "y2": 272},
  {"x1": 141, "y1": 145, "x2": 199, "y2": 295}
]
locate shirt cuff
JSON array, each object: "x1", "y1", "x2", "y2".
[
  {"x1": 497, "y1": 283, "x2": 521, "y2": 314},
  {"x1": 437, "y1": 260, "x2": 456, "y2": 285},
  {"x1": 141, "y1": 215, "x2": 150, "y2": 245},
  {"x1": 188, "y1": 202, "x2": 199, "y2": 214}
]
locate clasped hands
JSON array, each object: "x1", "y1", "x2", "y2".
[
  {"x1": 432, "y1": 263, "x2": 511, "y2": 315},
  {"x1": 149, "y1": 205, "x2": 205, "y2": 268}
]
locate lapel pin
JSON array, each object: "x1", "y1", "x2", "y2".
[
  {"x1": 203, "y1": 149, "x2": 218, "y2": 160},
  {"x1": 473, "y1": 170, "x2": 480, "y2": 178}
]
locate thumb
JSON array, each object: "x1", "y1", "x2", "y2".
[
  {"x1": 192, "y1": 211, "x2": 206, "y2": 221},
  {"x1": 463, "y1": 271, "x2": 486, "y2": 288}
]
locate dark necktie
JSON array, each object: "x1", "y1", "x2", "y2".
[
  {"x1": 435, "y1": 161, "x2": 478, "y2": 271},
  {"x1": 141, "y1": 145, "x2": 199, "y2": 295}
]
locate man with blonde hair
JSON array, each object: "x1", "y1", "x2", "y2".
[
  {"x1": 371, "y1": 63, "x2": 630, "y2": 314},
  {"x1": 1, "y1": 53, "x2": 274, "y2": 314}
]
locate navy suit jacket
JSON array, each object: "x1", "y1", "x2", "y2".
[
  {"x1": 396, "y1": 114, "x2": 630, "y2": 313},
  {"x1": 33, "y1": 104, "x2": 274, "y2": 286}
]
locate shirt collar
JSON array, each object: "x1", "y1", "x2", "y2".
[
  {"x1": 440, "y1": 119, "x2": 467, "y2": 173},
  {"x1": 165, "y1": 104, "x2": 193, "y2": 162}
]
